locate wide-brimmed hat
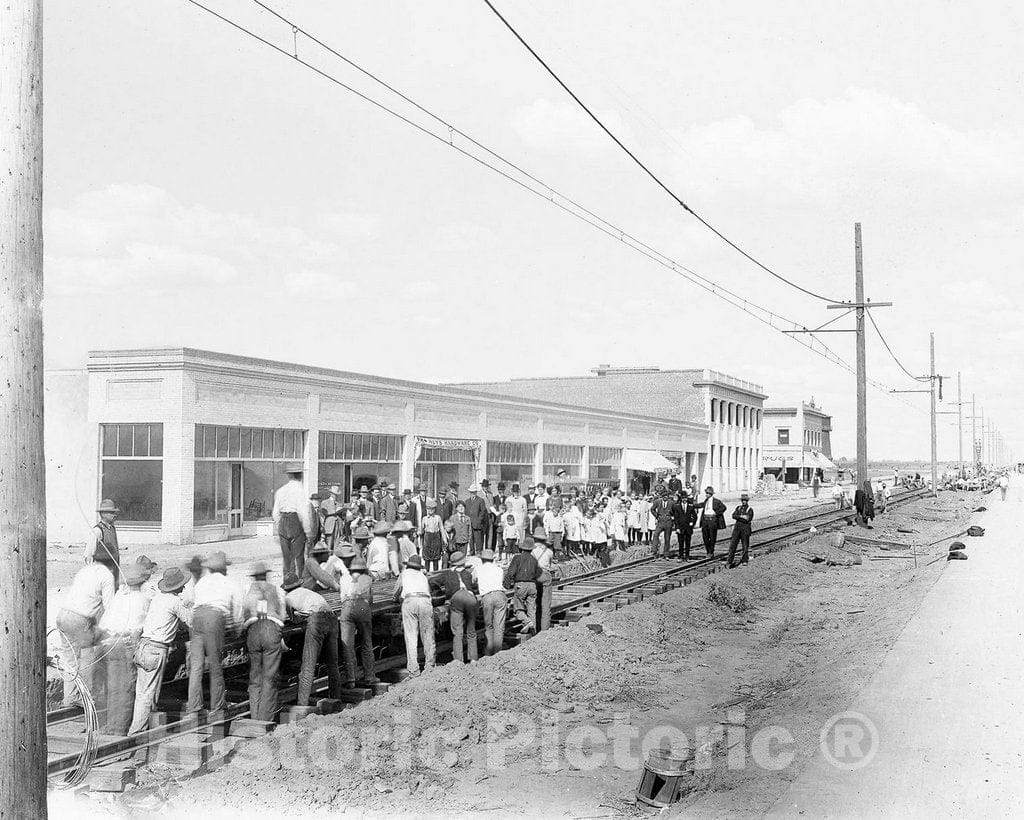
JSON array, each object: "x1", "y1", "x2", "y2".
[
  {"x1": 136, "y1": 554, "x2": 157, "y2": 572},
  {"x1": 480, "y1": 549, "x2": 496, "y2": 561},
  {"x1": 281, "y1": 574, "x2": 302, "y2": 592},
  {"x1": 310, "y1": 492, "x2": 325, "y2": 501},
  {"x1": 520, "y1": 539, "x2": 535, "y2": 550},
  {"x1": 405, "y1": 554, "x2": 423, "y2": 570},
  {"x1": 157, "y1": 567, "x2": 188, "y2": 593},
  {"x1": 532, "y1": 526, "x2": 548, "y2": 542},
  {"x1": 202, "y1": 550, "x2": 231, "y2": 572},
  {"x1": 353, "y1": 526, "x2": 371, "y2": 540},
  {"x1": 283, "y1": 463, "x2": 304, "y2": 474},
  {"x1": 359, "y1": 485, "x2": 369, "y2": 494},
  {"x1": 448, "y1": 481, "x2": 460, "y2": 490},
  {"x1": 372, "y1": 521, "x2": 392, "y2": 536},
  {"x1": 349, "y1": 557, "x2": 368, "y2": 572},
  {"x1": 335, "y1": 542, "x2": 357, "y2": 559},
  {"x1": 310, "y1": 540, "x2": 329, "y2": 555},
  {"x1": 185, "y1": 555, "x2": 204, "y2": 575},
  {"x1": 329, "y1": 485, "x2": 342, "y2": 495},
  {"x1": 449, "y1": 551, "x2": 466, "y2": 565},
  {"x1": 740, "y1": 492, "x2": 750, "y2": 500},
  {"x1": 249, "y1": 561, "x2": 270, "y2": 577},
  {"x1": 468, "y1": 482, "x2": 480, "y2": 493},
  {"x1": 391, "y1": 520, "x2": 413, "y2": 534},
  {"x1": 425, "y1": 498, "x2": 437, "y2": 509},
  {"x1": 122, "y1": 563, "x2": 148, "y2": 587},
  {"x1": 403, "y1": 488, "x2": 412, "y2": 495},
  {"x1": 481, "y1": 479, "x2": 490, "y2": 487},
  {"x1": 97, "y1": 499, "x2": 120, "y2": 514}
]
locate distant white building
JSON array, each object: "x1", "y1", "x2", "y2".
[{"x1": 761, "y1": 399, "x2": 837, "y2": 484}]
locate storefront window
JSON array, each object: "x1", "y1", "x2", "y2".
[
  {"x1": 486, "y1": 440, "x2": 535, "y2": 488},
  {"x1": 318, "y1": 432, "x2": 404, "y2": 500},
  {"x1": 193, "y1": 461, "x2": 232, "y2": 525},
  {"x1": 542, "y1": 443, "x2": 583, "y2": 485},
  {"x1": 588, "y1": 446, "x2": 622, "y2": 481},
  {"x1": 194, "y1": 424, "x2": 306, "y2": 460},
  {"x1": 100, "y1": 424, "x2": 163, "y2": 524}
]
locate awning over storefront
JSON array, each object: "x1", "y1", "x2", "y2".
[
  {"x1": 624, "y1": 449, "x2": 677, "y2": 473},
  {"x1": 808, "y1": 451, "x2": 839, "y2": 473}
]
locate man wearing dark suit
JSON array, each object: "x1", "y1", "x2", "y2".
[
  {"x1": 650, "y1": 490, "x2": 679, "y2": 558},
  {"x1": 727, "y1": 493, "x2": 754, "y2": 568},
  {"x1": 437, "y1": 484, "x2": 456, "y2": 523},
  {"x1": 377, "y1": 483, "x2": 399, "y2": 524},
  {"x1": 463, "y1": 483, "x2": 490, "y2": 555},
  {"x1": 490, "y1": 483, "x2": 508, "y2": 548},
  {"x1": 698, "y1": 487, "x2": 727, "y2": 557},
  {"x1": 673, "y1": 491, "x2": 699, "y2": 560},
  {"x1": 667, "y1": 473, "x2": 683, "y2": 496}
]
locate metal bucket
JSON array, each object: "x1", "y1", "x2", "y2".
[{"x1": 636, "y1": 748, "x2": 693, "y2": 807}]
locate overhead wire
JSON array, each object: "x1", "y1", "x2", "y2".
[
  {"x1": 184, "y1": 0, "x2": 923, "y2": 411},
  {"x1": 867, "y1": 309, "x2": 931, "y2": 382},
  {"x1": 478, "y1": 0, "x2": 845, "y2": 305}
]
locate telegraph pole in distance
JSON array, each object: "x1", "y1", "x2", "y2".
[
  {"x1": 957, "y1": 372, "x2": 963, "y2": 470},
  {"x1": 929, "y1": 333, "x2": 938, "y2": 495},
  {"x1": 0, "y1": 0, "x2": 48, "y2": 816}
]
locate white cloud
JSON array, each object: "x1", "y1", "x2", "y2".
[{"x1": 511, "y1": 98, "x2": 634, "y2": 159}]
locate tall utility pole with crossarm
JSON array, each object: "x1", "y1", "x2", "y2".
[{"x1": 0, "y1": 0, "x2": 48, "y2": 815}]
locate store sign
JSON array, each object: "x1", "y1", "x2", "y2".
[{"x1": 417, "y1": 437, "x2": 480, "y2": 450}]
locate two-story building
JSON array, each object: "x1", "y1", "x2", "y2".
[
  {"x1": 761, "y1": 399, "x2": 837, "y2": 484},
  {"x1": 457, "y1": 366, "x2": 767, "y2": 493}
]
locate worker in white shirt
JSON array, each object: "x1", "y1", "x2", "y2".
[
  {"x1": 185, "y1": 551, "x2": 243, "y2": 716},
  {"x1": 128, "y1": 567, "x2": 192, "y2": 744},
  {"x1": 240, "y1": 562, "x2": 287, "y2": 721},
  {"x1": 56, "y1": 561, "x2": 116, "y2": 707},
  {"x1": 542, "y1": 502, "x2": 565, "y2": 559},
  {"x1": 392, "y1": 554, "x2": 435, "y2": 677},
  {"x1": 136, "y1": 555, "x2": 160, "y2": 600},
  {"x1": 531, "y1": 528, "x2": 555, "y2": 632},
  {"x1": 476, "y1": 549, "x2": 507, "y2": 656},
  {"x1": 272, "y1": 463, "x2": 313, "y2": 580},
  {"x1": 98, "y1": 563, "x2": 151, "y2": 735},
  {"x1": 506, "y1": 484, "x2": 529, "y2": 545},
  {"x1": 366, "y1": 521, "x2": 392, "y2": 580},
  {"x1": 283, "y1": 573, "x2": 343, "y2": 704}
]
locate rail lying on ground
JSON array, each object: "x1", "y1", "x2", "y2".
[{"x1": 48, "y1": 488, "x2": 929, "y2": 778}]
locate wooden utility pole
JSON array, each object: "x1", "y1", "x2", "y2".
[
  {"x1": 929, "y1": 333, "x2": 938, "y2": 496},
  {"x1": 957, "y1": 372, "x2": 963, "y2": 470},
  {"x1": 971, "y1": 394, "x2": 978, "y2": 469},
  {"x1": 0, "y1": 0, "x2": 48, "y2": 816},
  {"x1": 854, "y1": 224, "x2": 868, "y2": 489}
]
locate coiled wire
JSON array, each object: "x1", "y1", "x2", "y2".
[{"x1": 46, "y1": 627, "x2": 100, "y2": 788}]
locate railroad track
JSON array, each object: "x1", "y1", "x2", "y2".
[{"x1": 48, "y1": 488, "x2": 929, "y2": 786}]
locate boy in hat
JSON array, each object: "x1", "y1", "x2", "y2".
[
  {"x1": 503, "y1": 537, "x2": 541, "y2": 634},
  {"x1": 428, "y1": 551, "x2": 479, "y2": 663},
  {"x1": 366, "y1": 521, "x2": 393, "y2": 580},
  {"x1": 87, "y1": 499, "x2": 122, "y2": 586},
  {"x1": 391, "y1": 520, "x2": 419, "y2": 569},
  {"x1": 272, "y1": 464, "x2": 313, "y2": 579},
  {"x1": 337, "y1": 556, "x2": 376, "y2": 687},
  {"x1": 501, "y1": 512, "x2": 519, "y2": 561},
  {"x1": 185, "y1": 551, "x2": 243, "y2": 716},
  {"x1": 419, "y1": 498, "x2": 447, "y2": 573},
  {"x1": 56, "y1": 559, "x2": 116, "y2": 706},
  {"x1": 475, "y1": 549, "x2": 507, "y2": 655},
  {"x1": 450, "y1": 501, "x2": 472, "y2": 558},
  {"x1": 97, "y1": 562, "x2": 151, "y2": 733},
  {"x1": 129, "y1": 567, "x2": 192, "y2": 741},
  {"x1": 392, "y1": 555, "x2": 435, "y2": 677},
  {"x1": 531, "y1": 528, "x2": 554, "y2": 632},
  {"x1": 241, "y1": 562, "x2": 287, "y2": 720},
  {"x1": 283, "y1": 573, "x2": 343, "y2": 705},
  {"x1": 727, "y1": 493, "x2": 754, "y2": 569}
]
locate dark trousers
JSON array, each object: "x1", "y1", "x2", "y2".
[
  {"x1": 278, "y1": 512, "x2": 306, "y2": 578},
  {"x1": 450, "y1": 590, "x2": 479, "y2": 663},
  {"x1": 470, "y1": 528, "x2": 485, "y2": 554},
  {"x1": 298, "y1": 610, "x2": 341, "y2": 705},
  {"x1": 186, "y1": 606, "x2": 226, "y2": 714},
  {"x1": 101, "y1": 636, "x2": 137, "y2": 735},
  {"x1": 701, "y1": 522, "x2": 719, "y2": 556},
  {"x1": 339, "y1": 599, "x2": 375, "y2": 684},
  {"x1": 536, "y1": 571, "x2": 552, "y2": 632},
  {"x1": 654, "y1": 521, "x2": 674, "y2": 556},
  {"x1": 677, "y1": 526, "x2": 693, "y2": 559},
  {"x1": 727, "y1": 526, "x2": 751, "y2": 567},
  {"x1": 246, "y1": 619, "x2": 281, "y2": 720}
]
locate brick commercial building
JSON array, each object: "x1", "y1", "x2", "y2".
[
  {"x1": 45, "y1": 349, "x2": 709, "y2": 547},
  {"x1": 761, "y1": 400, "x2": 837, "y2": 484},
  {"x1": 455, "y1": 366, "x2": 767, "y2": 494}
]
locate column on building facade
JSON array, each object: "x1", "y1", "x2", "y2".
[
  {"x1": 477, "y1": 411, "x2": 488, "y2": 485},
  {"x1": 400, "y1": 402, "x2": 416, "y2": 491},
  {"x1": 533, "y1": 419, "x2": 544, "y2": 485},
  {"x1": 304, "y1": 393, "x2": 321, "y2": 495},
  {"x1": 164, "y1": 420, "x2": 193, "y2": 545}
]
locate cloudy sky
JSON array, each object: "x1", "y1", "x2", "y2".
[{"x1": 44, "y1": 0, "x2": 1022, "y2": 460}]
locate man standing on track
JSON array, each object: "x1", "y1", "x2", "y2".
[
  {"x1": 698, "y1": 486, "x2": 726, "y2": 557},
  {"x1": 727, "y1": 492, "x2": 754, "y2": 568},
  {"x1": 674, "y1": 490, "x2": 698, "y2": 561},
  {"x1": 241, "y1": 562, "x2": 286, "y2": 721},
  {"x1": 273, "y1": 463, "x2": 313, "y2": 579},
  {"x1": 476, "y1": 549, "x2": 507, "y2": 655},
  {"x1": 393, "y1": 554, "x2": 436, "y2": 677},
  {"x1": 651, "y1": 489, "x2": 678, "y2": 558},
  {"x1": 185, "y1": 551, "x2": 243, "y2": 717},
  {"x1": 464, "y1": 482, "x2": 490, "y2": 556},
  {"x1": 428, "y1": 551, "x2": 480, "y2": 663},
  {"x1": 283, "y1": 573, "x2": 343, "y2": 706}
]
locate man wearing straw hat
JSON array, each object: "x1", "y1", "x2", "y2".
[
  {"x1": 185, "y1": 550, "x2": 243, "y2": 716},
  {"x1": 87, "y1": 498, "x2": 123, "y2": 586},
  {"x1": 241, "y1": 562, "x2": 287, "y2": 720},
  {"x1": 272, "y1": 463, "x2": 314, "y2": 579},
  {"x1": 128, "y1": 566, "x2": 192, "y2": 744}
]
